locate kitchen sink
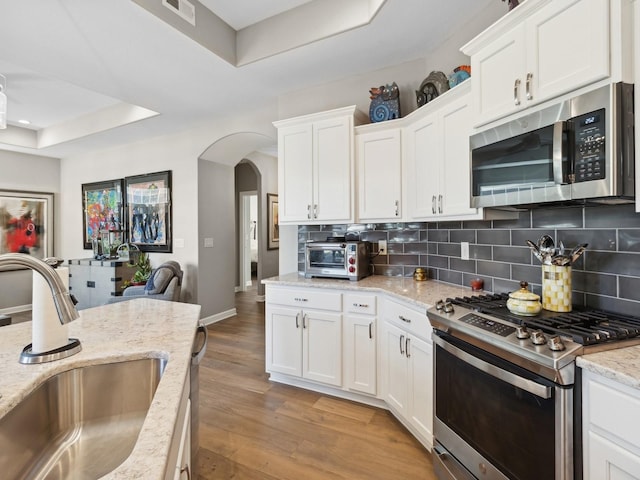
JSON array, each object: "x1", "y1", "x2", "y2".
[{"x1": 0, "y1": 357, "x2": 166, "y2": 480}]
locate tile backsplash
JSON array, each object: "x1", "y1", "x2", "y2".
[{"x1": 298, "y1": 204, "x2": 640, "y2": 316}]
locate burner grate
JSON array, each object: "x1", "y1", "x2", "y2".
[{"x1": 446, "y1": 295, "x2": 640, "y2": 345}]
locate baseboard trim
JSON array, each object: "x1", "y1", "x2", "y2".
[
  {"x1": 255, "y1": 294, "x2": 265, "y2": 302},
  {"x1": 0, "y1": 304, "x2": 32, "y2": 315},
  {"x1": 200, "y1": 308, "x2": 237, "y2": 326}
]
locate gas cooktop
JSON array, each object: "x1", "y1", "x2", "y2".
[{"x1": 427, "y1": 293, "x2": 640, "y2": 384}]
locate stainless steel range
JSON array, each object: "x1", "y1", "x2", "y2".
[{"x1": 427, "y1": 294, "x2": 640, "y2": 480}]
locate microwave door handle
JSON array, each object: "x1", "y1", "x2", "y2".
[{"x1": 552, "y1": 121, "x2": 566, "y2": 184}]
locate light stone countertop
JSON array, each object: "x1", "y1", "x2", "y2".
[
  {"x1": 262, "y1": 272, "x2": 480, "y2": 312},
  {"x1": 577, "y1": 346, "x2": 640, "y2": 391},
  {"x1": 0, "y1": 298, "x2": 201, "y2": 480}
]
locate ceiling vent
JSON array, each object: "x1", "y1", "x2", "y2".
[{"x1": 162, "y1": 0, "x2": 195, "y2": 26}]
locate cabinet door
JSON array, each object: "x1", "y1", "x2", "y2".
[
  {"x1": 527, "y1": 0, "x2": 609, "y2": 104},
  {"x1": 586, "y1": 431, "x2": 640, "y2": 480},
  {"x1": 266, "y1": 305, "x2": 303, "y2": 377},
  {"x1": 404, "y1": 111, "x2": 440, "y2": 220},
  {"x1": 440, "y1": 92, "x2": 477, "y2": 217},
  {"x1": 303, "y1": 310, "x2": 342, "y2": 386},
  {"x1": 68, "y1": 263, "x2": 92, "y2": 310},
  {"x1": 357, "y1": 129, "x2": 402, "y2": 221},
  {"x1": 278, "y1": 124, "x2": 313, "y2": 222},
  {"x1": 382, "y1": 321, "x2": 409, "y2": 416},
  {"x1": 173, "y1": 399, "x2": 191, "y2": 480},
  {"x1": 313, "y1": 116, "x2": 353, "y2": 223},
  {"x1": 471, "y1": 23, "x2": 527, "y2": 125},
  {"x1": 344, "y1": 314, "x2": 377, "y2": 395},
  {"x1": 407, "y1": 335, "x2": 433, "y2": 445}
]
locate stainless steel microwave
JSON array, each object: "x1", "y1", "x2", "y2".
[
  {"x1": 305, "y1": 241, "x2": 371, "y2": 281},
  {"x1": 470, "y1": 82, "x2": 635, "y2": 208}
]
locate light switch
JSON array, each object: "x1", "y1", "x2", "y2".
[
  {"x1": 204, "y1": 238, "x2": 214, "y2": 248},
  {"x1": 461, "y1": 242, "x2": 470, "y2": 260},
  {"x1": 174, "y1": 238, "x2": 185, "y2": 248}
]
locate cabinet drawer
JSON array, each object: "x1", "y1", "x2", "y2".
[
  {"x1": 586, "y1": 372, "x2": 640, "y2": 448},
  {"x1": 384, "y1": 298, "x2": 431, "y2": 341},
  {"x1": 344, "y1": 293, "x2": 376, "y2": 315},
  {"x1": 267, "y1": 287, "x2": 342, "y2": 311}
]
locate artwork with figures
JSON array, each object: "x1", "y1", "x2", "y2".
[
  {"x1": 0, "y1": 190, "x2": 53, "y2": 262},
  {"x1": 125, "y1": 171, "x2": 172, "y2": 253},
  {"x1": 268, "y1": 193, "x2": 279, "y2": 250},
  {"x1": 81, "y1": 179, "x2": 124, "y2": 250}
]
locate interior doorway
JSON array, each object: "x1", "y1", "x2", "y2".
[{"x1": 238, "y1": 191, "x2": 258, "y2": 291}]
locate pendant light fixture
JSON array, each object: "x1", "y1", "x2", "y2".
[{"x1": 0, "y1": 74, "x2": 6, "y2": 129}]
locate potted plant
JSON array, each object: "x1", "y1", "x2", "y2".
[{"x1": 122, "y1": 252, "x2": 152, "y2": 288}]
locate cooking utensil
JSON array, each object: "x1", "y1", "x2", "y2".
[
  {"x1": 569, "y1": 244, "x2": 588, "y2": 263},
  {"x1": 526, "y1": 240, "x2": 544, "y2": 263}
]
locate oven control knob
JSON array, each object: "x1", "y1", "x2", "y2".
[
  {"x1": 530, "y1": 329, "x2": 546, "y2": 345},
  {"x1": 547, "y1": 335, "x2": 566, "y2": 351},
  {"x1": 515, "y1": 326, "x2": 530, "y2": 339},
  {"x1": 443, "y1": 302, "x2": 454, "y2": 314},
  {"x1": 348, "y1": 266, "x2": 356, "y2": 273},
  {"x1": 348, "y1": 257, "x2": 356, "y2": 265},
  {"x1": 435, "y1": 300, "x2": 445, "y2": 310}
]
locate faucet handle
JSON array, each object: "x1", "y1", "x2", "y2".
[{"x1": 44, "y1": 257, "x2": 65, "y2": 268}]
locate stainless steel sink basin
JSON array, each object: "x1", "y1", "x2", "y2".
[{"x1": 0, "y1": 358, "x2": 166, "y2": 480}]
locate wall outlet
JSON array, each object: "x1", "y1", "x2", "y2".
[
  {"x1": 461, "y1": 241, "x2": 470, "y2": 260},
  {"x1": 378, "y1": 239, "x2": 387, "y2": 255}
]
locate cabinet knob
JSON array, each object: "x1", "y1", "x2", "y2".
[{"x1": 514, "y1": 78, "x2": 521, "y2": 106}]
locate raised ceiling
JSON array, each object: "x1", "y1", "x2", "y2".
[{"x1": 0, "y1": 0, "x2": 498, "y2": 159}]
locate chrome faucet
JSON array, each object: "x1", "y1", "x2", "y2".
[{"x1": 0, "y1": 253, "x2": 81, "y2": 363}]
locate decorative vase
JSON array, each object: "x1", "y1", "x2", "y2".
[{"x1": 542, "y1": 265, "x2": 572, "y2": 312}]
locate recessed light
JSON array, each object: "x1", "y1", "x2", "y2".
[{"x1": 18, "y1": 119, "x2": 31, "y2": 125}]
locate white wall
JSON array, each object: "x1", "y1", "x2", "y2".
[{"x1": 0, "y1": 150, "x2": 60, "y2": 312}]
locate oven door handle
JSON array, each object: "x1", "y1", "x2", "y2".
[{"x1": 435, "y1": 336, "x2": 552, "y2": 399}]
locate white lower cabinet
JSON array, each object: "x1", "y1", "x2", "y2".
[
  {"x1": 343, "y1": 293, "x2": 377, "y2": 396},
  {"x1": 174, "y1": 399, "x2": 191, "y2": 480},
  {"x1": 583, "y1": 370, "x2": 640, "y2": 479},
  {"x1": 381, "y1": 297, "x2": 433, "y2": 448},
  {"x1": 266, "y1": 286, "x2": 343, "y2": 387}
]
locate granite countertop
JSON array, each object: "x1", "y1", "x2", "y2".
[
  {"x1": 0, "y1": 299, "x2": 201, "y2": 479},
  {"x1": 577, "y1": 346, "x2": 640, "y2": 390},
  {"x1": 262, "y1": 272, "x2": 480, "y2": 311}
]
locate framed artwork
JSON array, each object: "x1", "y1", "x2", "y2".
[
  {"x1": 81, "y1": 179, "x2": 124, "y2": 250},
  {"x1": 267, "y1": 193, "x2": 279, "y2": 250},
  {"x1": 125, "y1": 170, "x2": 172, "y2": 253},
  {"x1": 0, "y1": 190, "x2": 54, "y2": 268}
]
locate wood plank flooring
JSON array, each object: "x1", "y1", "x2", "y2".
[{"x1": 197, "y1": 285, "x2": 436, "y2": 479}]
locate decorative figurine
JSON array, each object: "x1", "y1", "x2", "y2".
[
  {"x1": 503, "y1": 0, "x2": 519, "y2": 10},
  {"x1": 369, "y1": 82, "x2": 400, "y2": 122},
  {"x1": 416, "y1": 71, "x2": 449, "y2": 108},
  {"x1": 448, "y1": 65, "x2": 471, "y2": 88}
]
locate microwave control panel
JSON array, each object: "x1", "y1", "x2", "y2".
[{"x1": 572, "y1": 108, "x2": 606, "y2": 183}]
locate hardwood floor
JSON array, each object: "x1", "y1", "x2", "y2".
[{"x1": 196, "y1": 284, "x2": 436, "y2": 480}]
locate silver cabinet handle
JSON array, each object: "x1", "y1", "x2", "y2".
[
  {"x1": 394, "y1": 200, "x2": 399, "y2": 217},
  {"x1": 399, "y1": 334, "x2": 405, "y2": 355},
  {"x1": 525, "y1": 72, "x2": 533, "y2": 101},
  {"x1": 438, "y1": 194, "x2": 443, "y2": 214},
  {"x1": 180, "y1": 465, "x2": 191, "y2": 480},
  {"x1": 514, "y1": 78, "x2": 521, "y2": 106},
  {"x1": 295, "y1": 312, "x2": 300, "y2": 329},
  {"x1": 303, "y1": 313, "x2": 308, "y2": 329},
  {"x1": 432, "y1": 195, "x2": 436, "y2": 214},
  {"x1": 307, "y1": 204, "x2": 311, "y2": 220},
  {"x1": 398, "y1": 315, "x2": 411, "y2": 323},
  {"x1": 406, "y1": 337, "x2": 411, "y2": 358},
  {"x1": 369, "y1": 322, "x2": 373, "y2": 339},
  {"x1": 313, "y1": 204, "x2": 318, "y2": 219}
]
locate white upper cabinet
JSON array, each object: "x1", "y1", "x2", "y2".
[
  {"x1": 463, "y1": 0, "x2": 632, "y2": 127},
  {"x1": 356, "y1": 126, "x2": 402, "y2": 222},
  {"x1": 404, "y1": 82, "x2": 478, "y2": 221},
  {"x1": 274, "y1": 106, "x2": 362, "y2": 224}
]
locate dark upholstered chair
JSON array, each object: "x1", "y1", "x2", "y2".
[{"x1": 108, "y1": 260, "x2": 183, "y2": 304}]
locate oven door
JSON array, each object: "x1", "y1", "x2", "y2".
[
  {"x1": 305, "y1": 244, "x2": 347, "y2": 276},
  {"x1": 432, "y1": 332, "x2": 573, "y2": 480}
]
